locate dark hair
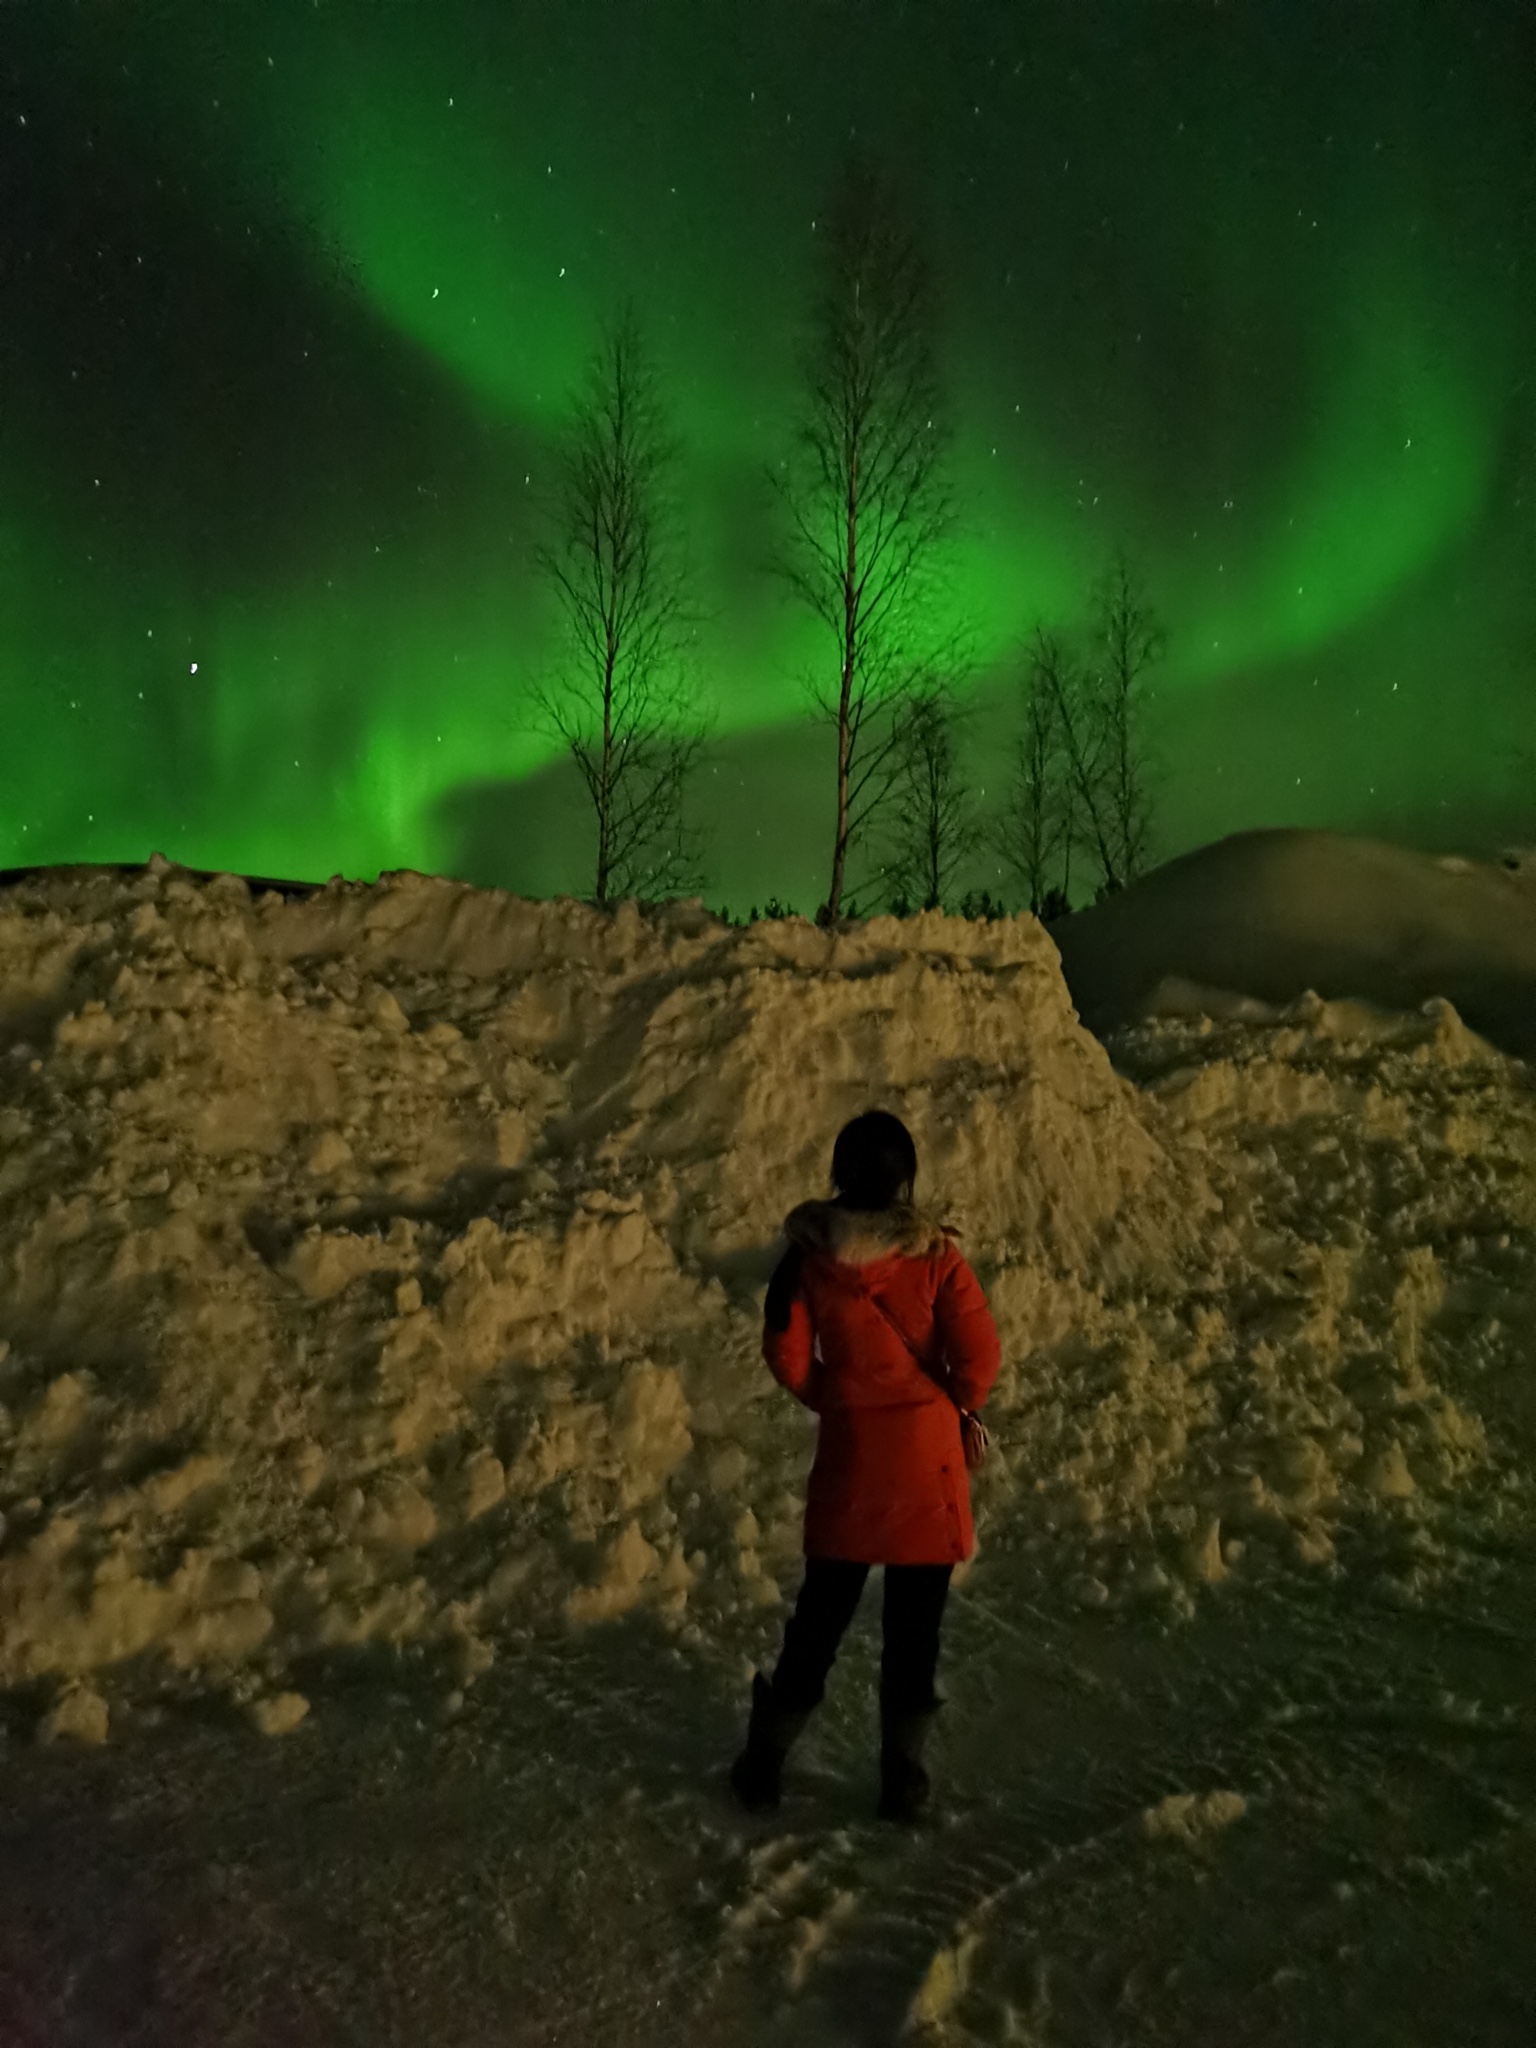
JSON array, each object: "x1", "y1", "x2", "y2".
[{"x1": 830, "y1": 1110, "x2": 918, "y2": 1211}]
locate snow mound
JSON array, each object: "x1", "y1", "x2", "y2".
[
  {"x1": 1060, "y1": 991, "x2": 1536, "y2": 1615},
  {"x1": 1052, "y1": 829, "x2": 1536, "y2": 1058},
  {"x1": 0, "y1": 863, "x2": 1202, "y2": 1723},
  {"x1": 2, "y1": 855, "x2": 1531, "y2": 1733}
]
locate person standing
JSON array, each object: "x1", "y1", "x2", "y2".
[{"x1": 731, "y1": 1110, "x2": 1001, "y2": 1821}]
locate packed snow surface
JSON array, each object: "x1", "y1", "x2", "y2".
[
  {"x1": 0, "y1": 848, "x2": 1533, "y2": 2044},
  {"x1": 1053, "y1": 826, "x2": 1536, "y2": 1058}
]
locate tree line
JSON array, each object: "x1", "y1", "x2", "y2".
[{"x1": 529, "y1": 159, "x2": 1164, "y2": 927}]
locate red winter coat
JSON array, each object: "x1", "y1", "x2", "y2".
[{"x1": 762, "y1": 1199, "x2": 1002, "y2": 1566}]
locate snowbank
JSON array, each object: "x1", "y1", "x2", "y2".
[
  {"x1": 1, "y1": 852, "x2": 1531, "y2": 1737},
  {"x1": 0, "y1": 860, "x2": 1204, "y2": 1730},
  {"x1": 1052, "y1": 829, "x2": 1536, "y2": 1058},
  {"x1": 1022, "y1": 988, "x2": 1534, "y2": 1620}
]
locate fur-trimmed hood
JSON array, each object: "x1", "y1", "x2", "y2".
[{"x1": 782, "y1": 1198, "x2": 957, "y2": 1267}]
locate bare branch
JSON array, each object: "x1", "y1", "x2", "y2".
[
  {"x1": 868, "y1": 682, "x2": 982, "y2": 910},
  {"x1": 988, "y1": 652, "x2": 1072, "y2": 913},
  {"x1": 1085, "y1": 549, "x2": 1165, "y2": 889},
  {"x1": 991, "y1": 556, "x2": 1165, "y2": 910},
  {"x1": 773, "y1": 158, "x2": 960, "y2": 922},
  {"x1": 532, "y1": 304, "x2": 713, "y2": 906}
]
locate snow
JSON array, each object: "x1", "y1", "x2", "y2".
[
  {"x1": 1053, "y1": 825, "x2": 1536, "y2": 1058},
  {"x1": 0, "y1": 839, "x2": 1533, "y2": 2042}
]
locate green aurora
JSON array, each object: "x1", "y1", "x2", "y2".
[{"x1": 3, "y1": 0, "x2": 1532, "y2": 911}]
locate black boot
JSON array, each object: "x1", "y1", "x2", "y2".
[
  {"x1": 730, "y1": 1673, "x2": 812, "y2": 1812},
  {"x1": 878, "y1": 1702, "x2": 939, "y2": 1823}
]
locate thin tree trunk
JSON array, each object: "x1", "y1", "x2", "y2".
[
  {"x1": 597, "y1": 649, "x2": 615, "y2": 903},
  {"x1": 828, "y1": 705, "x2": 851, "y2": 919},
  {"x1": 933, "y1": 749, "x2": 946, "y2": 909},
  {"x1": 827, "y1": 448, "x2": 860, "y2": 922}
]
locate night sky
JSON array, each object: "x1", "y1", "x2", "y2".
[{"x1": 3, "y1": 1, "x2": 1532, "y2": 912}]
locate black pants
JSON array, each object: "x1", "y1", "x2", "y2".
[{"x1": 770, "y1": 1558, "x2": 953, "y2": 1718}]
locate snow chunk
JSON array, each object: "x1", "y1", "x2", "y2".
[
  {"x1": 250, "y1": 1691, "x2": 310, "y2": 1736},
  {"x1": 41, "y1": 1686, "x2": 111, "y2": 1745},
  {"x1": 1142, "y1": 1789, "x2": 1248, "y2": 1842}
]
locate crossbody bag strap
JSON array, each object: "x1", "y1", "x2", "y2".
[
  {"x1": 866, "y1": 1288, "x2": 990, "y2": 1469},
  {"x1": 866, "y1": 1290, "x2": 936, "y2": 1376}
]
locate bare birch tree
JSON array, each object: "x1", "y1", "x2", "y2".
[
  {"x1": 1033, "y1": 625, "x2": 1122, "y2": 894},
  {"x1": 992, "y1": 556, "x2": 1162, "y2": 911},
  {"x1": 531, "y1": 307, "x2": 709, "y2": 907},
  {"x1": 1087, "y1": 550, "x2": 1164, "y2": 890},
  {"x1": 876, "y1": 684, "x2": 981, "y2": 911},
  {"x1": 774, "y1": 160, "x2": 957, "y2": 926},
  {"x1": 989, "y1": 652, "x2": 1074, "y2": 915}
]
